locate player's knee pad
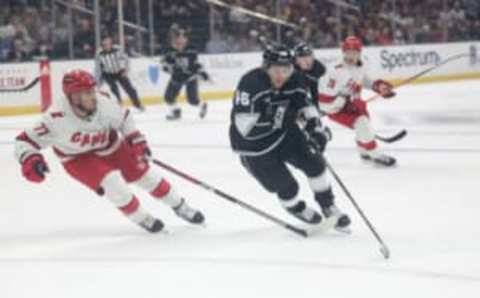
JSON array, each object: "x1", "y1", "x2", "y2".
[
  {"x1": 135, "y1": 167, "x2": 164, "y2": 193},
  {"x1": 300, "y1": 154, "x2": 327, "y2": 177},
  {"x1": 135, "y1": 167, "x2": 181, "y2": 207},
  {"x1": 100, "y1": 171, "x2": 135, "y2": 208},
  {"x1": 354, "y1": 115, "x2": 376, "y2": 144},
  {"x1": 277, "y1": 179, "x2": 299, "y2": 200},
  {"x1": 151, "y1": 179, "x2": 171, "y2": 198},
  {"x1": 308, "y1": 170, "x2": 331, "y2": 194},
  {"x1": 118, "y1": 196, "x2": 141, "y2": 216}
]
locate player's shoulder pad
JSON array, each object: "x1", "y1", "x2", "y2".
[
  {"x1": 96, "y1": 90, "x2": 116, "y2": 105},
  {"x1": 96, "y1": 91, "x2": 123, "y2": 118},
  {"x1": 284, "y1": 75, "x2": 309, "y2": 96},
  {"x1": 326, "y1": 60, "x2": 346, "y2": 76},
  {"x1": 312, "y1": 59, "x2": 326, "y2": 77},
  {"x1": 39, "y1": 101, "x2": 67, "y2": 127},
  {"x1": 161, "y1": 47, "x2": 176, "y2": 58},
  {"x1": 237, "y1": 68, "x2": 270, "y2": 94},
  {"x1": 185, "y1": 46, "x2": 198, "y2": 53},
  {"x1": 287, "y1": 71, "x2": 305, "y2": 86},
  {"x1": 358, "y1": 55, "x2": 369, "y2": 68}
]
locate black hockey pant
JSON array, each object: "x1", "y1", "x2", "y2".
[
  {"x1": 103, "y1": 73, "x2": 142, "y2": 108},
  {"x1": 164, "y1": 78, "x2": 200, "y2": 106},
  {"x1": 239, "y1": 127, "x2": 333, "y2": 208}
]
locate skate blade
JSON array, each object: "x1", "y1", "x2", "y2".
[
  {"x1": 306, "y1": 216, "x2": 337, "y2": 236},
  {"x1": 159, "y1": 229, "x2": 170, "y2": 235},
  {"x1": 335, "y1": 226, "x2": 352, "y2": 234}
]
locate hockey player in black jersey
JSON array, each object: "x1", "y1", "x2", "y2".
[
  {"x1": 161, "y1": 24, "x2": 209, "y2": 120},
  {"x1": 229, "y1": 45, "x2": 351, "y2": 229},
  {"x1": 293, "y1": 42, "x2": 326, "y2": 106}
]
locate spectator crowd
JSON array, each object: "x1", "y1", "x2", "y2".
[{"x1": 0, "y1": 0, "x2": 479, "y2": 62}]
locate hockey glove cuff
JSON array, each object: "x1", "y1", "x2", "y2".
[
  {"x1": 372, "y1": 79, "x2": 396, "y2": 98},
  {"x1": 21, "y1": 154, "x2": 49, "y2": 183}
]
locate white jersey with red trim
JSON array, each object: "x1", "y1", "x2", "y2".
[
  {"x1": 15, "y1": 92, "x2": 137, "y2": 163},
  {"x1": 318, "y1": 57, "x2": 374, "y2": 114}
]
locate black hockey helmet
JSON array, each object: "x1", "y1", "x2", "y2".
[
  {"x1": 169, "y1": 23, "x2": 189, "y2": 40},
  {"x1": 263, "y1": 44, "x2": 294, "y2": 68},
  {"x1": 293, "y1": 42, "x2": 313, "y2": 57}
]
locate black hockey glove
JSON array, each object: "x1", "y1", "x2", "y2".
[
  {"x1": 198, "y1": 71, "x2": 210, "y2": 81},
  {"x1": 304, "y1": 118, "x2": 332, "y2": 153}
]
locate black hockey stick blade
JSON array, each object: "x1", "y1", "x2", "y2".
[{"x1": 375, "y1": 129, "x2": 408, "y2": 143}]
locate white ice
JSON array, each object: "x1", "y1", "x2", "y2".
[{"x1": 1, "y1": 80, "x2": 479, "y2": 298}]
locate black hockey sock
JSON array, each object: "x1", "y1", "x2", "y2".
[{"x1": 314, "y1": 188, "x2": 334, "y2": 209}]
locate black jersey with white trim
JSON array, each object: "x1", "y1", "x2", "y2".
[
  {"x1": 161, "y1": 46, "x2": 204, "y2": 82},
  {"x1": 295, "y1": 59, "x2": 326, "y2": 103},
  {"x1": 229, "y1": 68, "x2": 319, "y2": 156}
]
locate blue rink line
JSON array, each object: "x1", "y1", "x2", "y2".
[{"x1": 1, "y1": 140, "x2": 479, "y2": 154}]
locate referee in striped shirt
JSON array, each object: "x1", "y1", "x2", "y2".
[{"x1": 95, "y1": 36, "x2": 145, "y2": 111}]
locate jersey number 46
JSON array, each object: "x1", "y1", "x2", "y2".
[{"x1": 235, "y1": 91, "x2": 250, "y2": 106}]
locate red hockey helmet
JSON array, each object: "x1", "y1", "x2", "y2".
[
  {"x1": 342, "y1": 36, "x2": 363, "y2": 52},
  {"x1": 62, "y1": 69, "x2": 96, "y2": 96}
]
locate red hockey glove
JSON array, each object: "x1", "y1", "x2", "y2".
[
  {"x1": 372, "y1": 80, "x2": 396, "y2": 98},
  {"x1": 126, "y1": 131, "x2": 151, "y2": 163},
  {"x1": 22, "y1": 154, "x2": 49, "y2": 183}
]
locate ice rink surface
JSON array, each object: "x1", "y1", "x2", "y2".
[{"x1": 1, "y1": 80, "x2": 480, "y2": 297}]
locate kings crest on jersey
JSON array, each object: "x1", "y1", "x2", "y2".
[{"x1": 229, "y1": 68, "x2": 316, "y2": 156}]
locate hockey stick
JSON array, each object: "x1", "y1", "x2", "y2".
[
  {"x1": 366, "y1": 53, "x2": 470, "y2": 103},
  {"x1": 375, "y1": 129, "x2": 408, "y2": 144},
  {"x1": 152, "y1": 158, "x2": 308, "y2": 237},
  {"x1": 206, "y1": 0, "x2": 299, "y2": 29},
  {"x1": 0, "y1": 77, "x2": 40, "y2": 93},
  {"x1": 326, "y1": 161, "x2": 391, "y2": 259}
]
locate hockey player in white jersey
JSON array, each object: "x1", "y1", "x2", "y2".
[
  {"x1": 318, "y1": 36, "x2": 396, "y2": 166},
  {"x1": 14, "y1": 69, "x2": 205, "y2": 233}
]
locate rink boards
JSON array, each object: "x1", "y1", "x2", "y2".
[{"x1": 0, "y1": 41, "x2": 479, "y2": 116}]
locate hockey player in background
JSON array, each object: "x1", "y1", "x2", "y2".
[
  {"x1": 229, "y1": 45, "x2": 351, "y2": 229},
  {"x1": 293, "y1": 42, "x2": 326, "y2": 106},
  {"x1": 161, "y1": 24, "x2": 209, "y2": 120},
  {"x1": 318, "y1": 36, "x2": 397, "y2": 166},
  {"x1": 14, "y1": 70, "x2": 205, "y2": 233}
]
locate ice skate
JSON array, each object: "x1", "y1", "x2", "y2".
[
  {"x1": 138, "y1": 214, "x2": 164, "y2": 233},
  {"x1": 173, "y1": 198, "x2": 205, "y2": 224},
  {"x1": 321, "y1": 204, "x2": 351, "y2": 232},
  {"x1": 166, "y1": 107, "x2": 182, "y2": 121},
  {"x1": 284, "y1": 201, "x2": 322, "y2": 224},
  {"x1": 360, "y1": 151, "x2": 396, "y2": 167}
]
